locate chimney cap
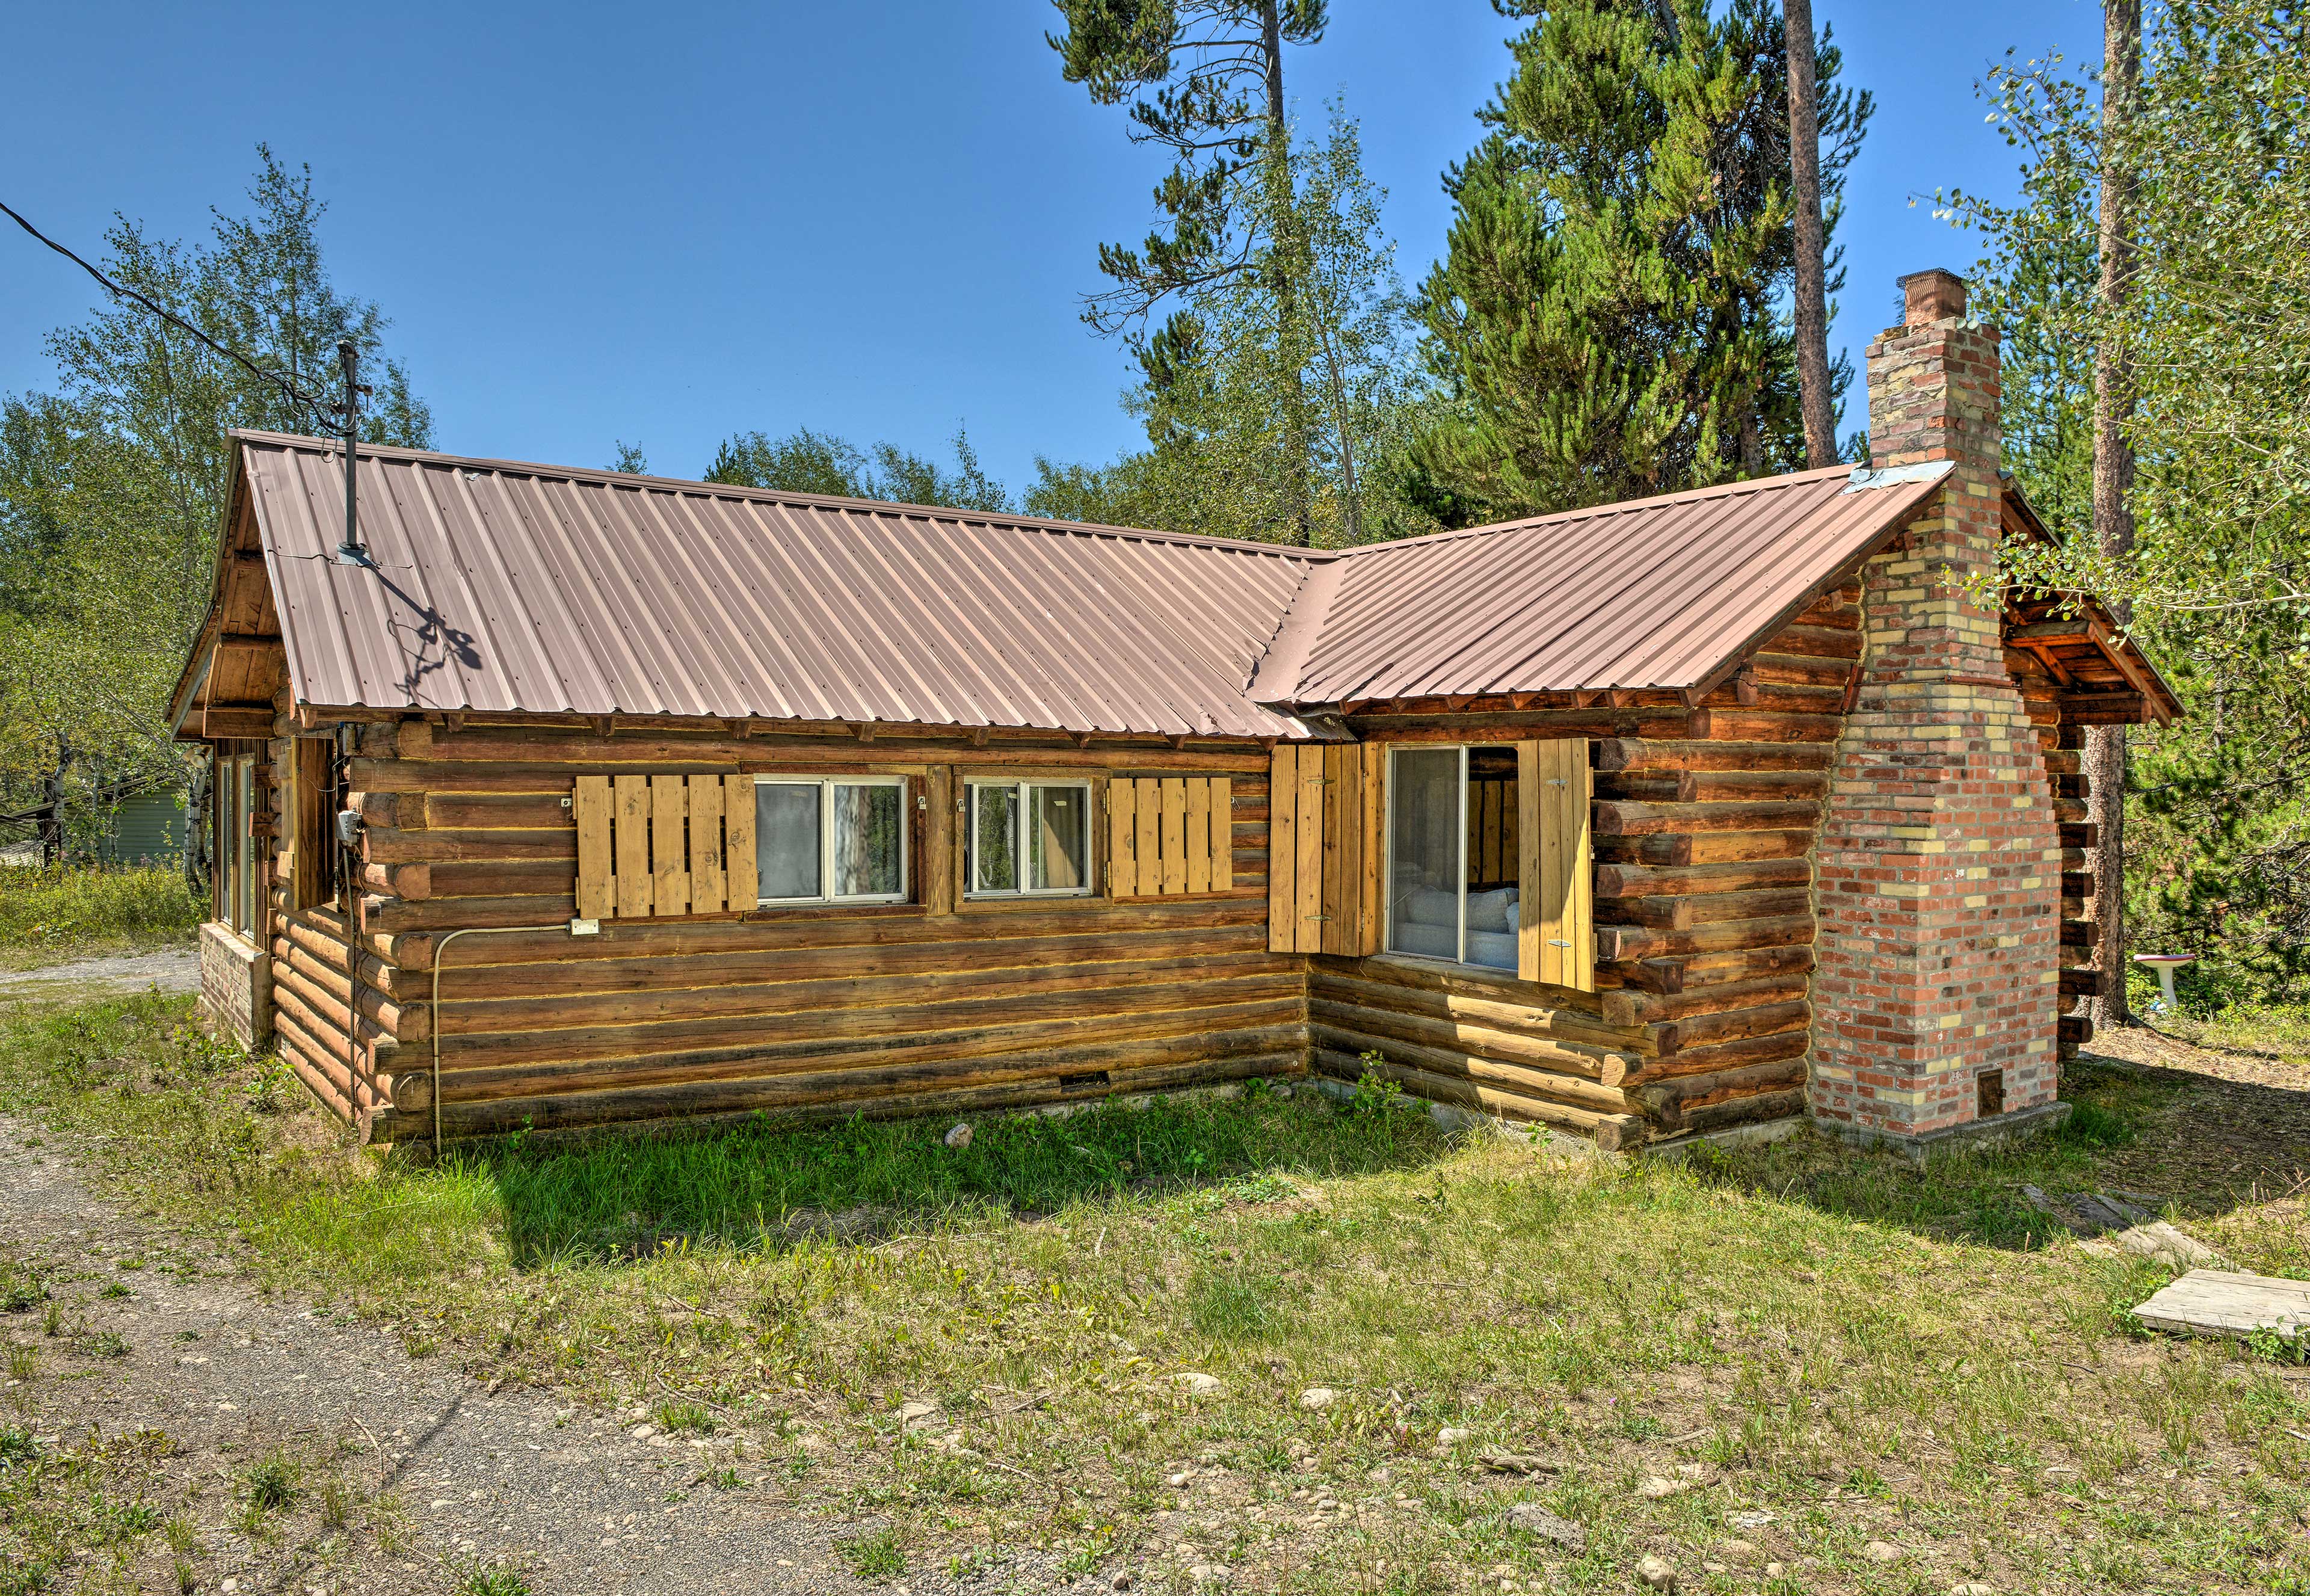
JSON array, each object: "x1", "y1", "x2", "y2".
[{"x1": 1898, "y1": 267, "x2": 1968, "y2": 326}]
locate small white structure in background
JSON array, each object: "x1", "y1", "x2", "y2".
[{"x1": 2133, "y1": 952, "x2": 2197, "y2": 1010}]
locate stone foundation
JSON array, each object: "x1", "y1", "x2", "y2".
[{"x1": 199, "y1": 920, "x2": 273, "y2": 1049}]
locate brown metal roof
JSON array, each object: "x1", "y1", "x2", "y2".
[
  {"x1": 229, "y1": 433, "x2": 1958, "y2": 739},
  {"x1": 238, "y1": 432, "x2": 1317, "y2": 739},
  {"x1": 1255, "y1": 463, "x2": 1953, "y2": 709}
]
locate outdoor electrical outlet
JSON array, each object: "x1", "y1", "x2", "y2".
[{"x1": 568, "y1": 918, "x2": 601, "y2": 936}]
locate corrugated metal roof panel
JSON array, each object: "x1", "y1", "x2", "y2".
[
  {"x1": 1273, "y1": 464, "x2": 1951, "y2": 706},
  {"x1": 242, "y1": 432, "x2": 1318, "y2": 739},
  {"x1": 236, "y1": 433, "x2": 1951, "y2": 736}
]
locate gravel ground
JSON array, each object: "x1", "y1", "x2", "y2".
[
  {"x1": 1, "y1": 1111, "x2": 889, "y2": 1594},
  {"x1": 0, "y1": 943, "x2": 202, "y2": 994}
]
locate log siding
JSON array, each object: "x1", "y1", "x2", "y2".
[
  {"x1": 287, "y1": 716, "x2": 1293, "y2": 1140},
  {"x1": 224, "y1": 578, "x2": 2104, "y2": 1151}
]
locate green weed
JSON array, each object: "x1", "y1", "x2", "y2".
[
  {"x1": 839, "y1": 1526, "x2": 907, "y2": 1579},
  {"x1": 238, "y1": 1452, "x2": 300, "y2": 1514},
  {"x1": 0, "y1": 863, "x2": 199, "y2": 961},
  {"x1": 454, "y1": 1565, "x2": 532, "y2": 1596}
]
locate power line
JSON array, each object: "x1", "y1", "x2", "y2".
[{"x1": 1, "y1": 196, "x2": 343, "y2": 427}]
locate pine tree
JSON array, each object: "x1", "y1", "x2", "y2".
[
  {"x1": 1409, "y1": 0, "x2": 1868, "y2": 525},
  {"x1": 1050, "y1": 0, "x2": 1329, "y2": 540}
]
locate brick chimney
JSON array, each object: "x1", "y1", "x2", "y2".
[{"x1": 1806, "y1": 269, "x2": 2067, "y2": 1152}]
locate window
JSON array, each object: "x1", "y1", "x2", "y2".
[
  {"x1": 753, "y1": 776, "x2": 907, "y2": 905},
  {"x1": 967, "y1": 780, "x2": 1092, "y2": 896},
  {"x1": 215, "y1": 753, "x2": 259, "y2": 938},
  {"x1": 1385, "y1": 745, "x2": 1520, "y2": 972}
]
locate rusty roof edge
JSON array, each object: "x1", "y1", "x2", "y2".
[
  {"x1": 229, "y1": 430, "x2": 1335, "y2": 565},
  {"x1": 1243, "y1": 556, "x2": 1351, "y2": 711}
]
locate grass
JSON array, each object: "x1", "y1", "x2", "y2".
[
  {"x1": 2, "y1": 991, "x2": 2307, "y2": 1594},
  {"x1": 0, "y1": 863, "x2": 201, "y2": 969}
]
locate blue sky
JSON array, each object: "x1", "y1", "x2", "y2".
[{"x1": 2, "y1": 2, "x2": 2104, "y2": 492}]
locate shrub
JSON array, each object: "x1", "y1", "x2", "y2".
[{"x1": 0, "y1": 864, "x2": 201, "y2": 952}]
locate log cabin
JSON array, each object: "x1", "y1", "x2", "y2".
[{"x1": 168, "y1": 269, "x2": 2177, "y2": 1157}]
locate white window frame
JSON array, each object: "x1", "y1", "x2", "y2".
[
  {"x1": 964, "y1": 778, "x2": 1095, "y2": 898},
  {"x1": 1384, "y1": 743, "x2": 1515, "y2": 970},
  {"x1": 750, "y1": 774, "x2": 910, "y2": 907}
]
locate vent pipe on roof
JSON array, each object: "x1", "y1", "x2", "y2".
[{"x1": 332, "y1": 339, "x2": 372, "y2": 566}]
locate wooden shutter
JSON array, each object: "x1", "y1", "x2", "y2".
[
  {"x1": 1106, "y1": 776, "x2": 1233, "y2": 898},
  {"x1": 574, "y1": 773, "x2": 756, "y2": 920},
  {"x1": 1518, "y1": 739, "x2": 1594, "y2": 991},
  {"x1": 1267, "y1": 744, "x2": 1380, "y2": 955}
]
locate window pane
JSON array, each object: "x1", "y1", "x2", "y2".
[
  {"x1": 1388, "y1": 748, "x2": 1462, "y2": 961},
  {"x1": 832, "y1": 783, "x2": 903, "y2": 898},
  {"x1": 1028, "y1": 785, "x2": 1087, "y2": 891},
  {"x1": 236, "y1": 761, "x2": 254, "y2": 934},
  {"x1": 1464, "y1": 747, "x2": 1520, "y2": 970},
  {"x1": 973, "y1": 784, "x2": 1018, "y2": 892},
  {"x1": 756, "y1": 783, "x2": 822, "y2": 900}
]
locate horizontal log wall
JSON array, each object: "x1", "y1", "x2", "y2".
[
  {"x1": 254, "y1": 683, "x2": 399, "y2": 1131},
  {"x1": 1322, "y1": 587, "x2": 1860, "y2": 1146},
  {"x1": 342, "y1": 718, "x2": 1293, "y2": 1139}
]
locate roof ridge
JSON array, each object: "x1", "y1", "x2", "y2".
[{"x1": 229, "y1": 429, "x2": 1329, "y2": 564}]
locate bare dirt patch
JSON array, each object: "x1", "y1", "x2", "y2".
[{"x1": 1, "y1": 1113, "x2": 879, "y2": 1594}]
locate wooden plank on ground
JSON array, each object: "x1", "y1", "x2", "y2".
[
  {"x1": 1160, "y1": 777, "x2": 1187, "y2": 895},
  {"x1": 1184, "y1": 777, "x2": 1212, "y2": 895},
  {"x1": 2133, "y1": 1269, "x2": 2310, "y2": 1339},
  {"x1": 722, "y1": 774, "x2": 757, "y2": 910},
  {"x1": 1107, "y1": 777, "x2": 1137, "y2": 898},
  {"x1": 574, "y1": 774, "x2": 614, "y2": 921},
  {"x1": 689, "y1": 774, "x2": 726, "y2": 911},
  {"x1": 613, "y1": 774, "x2": 651, "y2": 918}
]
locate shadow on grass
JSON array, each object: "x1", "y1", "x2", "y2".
[
  {"x1": 1681, "y1": 1051, "x2": 2310, "y2": 1251},
  {"x1": 448, "y1": 1082, "x2": 1457, "y2": 1269}
]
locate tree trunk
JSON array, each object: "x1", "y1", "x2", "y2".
[
  {"x1": 1782, "y1": 0, "x2": 1837, "y2": 467},
  {"x1": 38, "y1": 732, "x2": 73, "y2": 867},
  {"x1": 2088, "y1": 0, "x2": 2142, "y2": 1027},
  {"x1": 1258, "y1": 0, "x2": 1314, "y2": 546}
]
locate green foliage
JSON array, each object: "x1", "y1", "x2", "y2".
[
  {"x1": 1408, "y1": 0, "x2": 1870, "y2": 525},
  {"x1": 0, "y1": 864, "x2": 202, "y2": 958},
  {"x1": 1954, "y1": 2, "x2": 2310, "y2": 999},
  {"x1": 1347, "y1": 1060, "x2": 1404, "y2": 1118},
  {"x1": 838, "y1": 1526, "x2": 906, "y2": 1579},
  {"x1": 704, "y1": 425, "x2": 1013, "y2": 514},
  {"x1": 1037, "y1": 109, "x2": 1437, "y2": 547},
  {"x1": 454, "y1": 1565, "x2": 533, "y2": 1596},
  {"x1": 237, "y1": 1453, "x2": 300, "y2": 1514},
  {"x1": 1047, "y1": 0, "x2": 1329, "y2": 336},
  {"x1": 0, "y1": 147, "x2": 428, "y2": 845}
]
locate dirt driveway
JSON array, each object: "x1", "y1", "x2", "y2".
[
  {"x1": 1, "y1": 1111, "x2": 881, "y2": 1595},
  {"x1": 0, "y1": 944, "x2": 202, "y2": 996}
]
